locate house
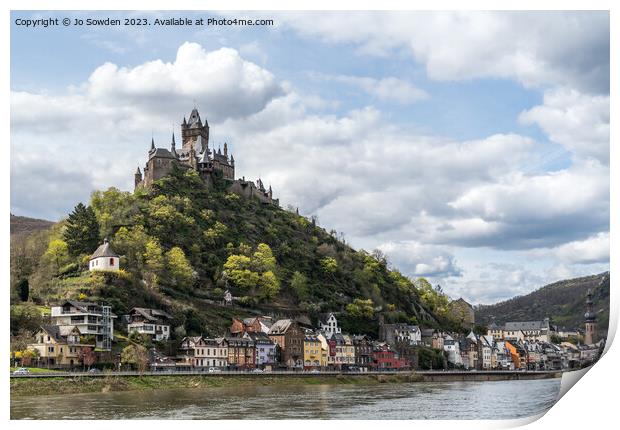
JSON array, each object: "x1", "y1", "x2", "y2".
[
  {"x1": 230, "y1": 316, "x2": 272, "y2": 337},
  {"x1": 431, "y1": 331, "x2": 445, "y2": 350},
  {"x1": 372, "y1": 342, "x2": 409, "y2": 370},
  {"x1": 379, "y1": 323, "x2": 421, "y2": 346},
  {"x1": 204, "y1": 337, "x2": 229, "y2": 368},
  {"x1": 504, "y1": 341, "x2": 522, "y2": 369},
  {"x1": 487, "y1": 322, "x2": 504, "y2": 341},
  {"x1": 27, "y1": 325, "x2": 95, "y2": 368},
  {"x1": 244, "y1": 332, "x2": 276, "y2": 369},
  {"x1": 303, "y1": 334, "x2": 323, "y2": 369},
  {"x1": 268, "y1": 319, "x2": 304, "y2": 368},
  {"x1": 319, "y1": 313, "x2": 342, "y2": 338},
  {"x1": 501, "y1": 319, "x2": 553, "y2": 343},
  {"x1": 420, "y1": 328, "x2": 436, "y2": 347},
  {"x1": 177, "y1": 336, "x2": 209, "y2": 368},
  {"x1": 226, "y1": 337, "x2": 256, "y2": 369},
  {"x1": 316, "y1": 333, "x2": 330, "y2": 368},
  {"x1": 126, "y1": 307, "x2": 172, "y2": 341},
  {"x1": 479, "y1": 335, "x2": 494, "y2": 370},
  {"x1": 342, "y1": 334, "x2": 356, "y2": 368},
  {"x1": 353, "y1": 335, "x2": 373, "y2": 371},
  {"x1": 495, "y1": 340, "x2": 513, "y2": 370},
  {"x1": 89, "y1": 238, "x2": 120, "y2": 271},
  {"x1": 50, "y1": 300, "x2": 116, "y2": 350},
  {"x1": 329, "y1": 333, "x2": 355, "y2": 369},
  {"x1": 443, "y1": 334, "x2": 462, "y2": 368}
]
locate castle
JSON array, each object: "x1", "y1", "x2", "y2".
[{"x1": 134, "y1": 107, "x2": 278, "y2": 206}]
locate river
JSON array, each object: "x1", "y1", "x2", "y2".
[{"x1": 11, "y1": 378, "x2": 561, "y2": 419}]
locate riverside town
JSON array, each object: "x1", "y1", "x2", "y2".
[{"x1": 10, "y1": 108, "x2": 606, "y2": 378}]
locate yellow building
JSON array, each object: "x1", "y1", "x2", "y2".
[
  {"x1": 27, "y1": 325, "x2": 95, "y2": 367},
  {"x1": 342, "y1": 334, "x2": 356, "y2": 367},
  {"x1": 316, "y1": 333, "x2": 329, "y2": 368},
  {"x1": 303, "y1": 334, "x2": 322, "y2": 369}
]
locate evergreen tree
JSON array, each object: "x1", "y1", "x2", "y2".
[{"x1": 63, "y1": 203, "x2": 100, "y2": 256}]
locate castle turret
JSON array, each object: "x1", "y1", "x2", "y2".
[
  {"x1": 134, "y1": 167, "x2": 142, "y2": 188},
  {"x1": 171, "y1": 132, "x2": 178, "y2": 158},
  {"x1": 224, "y1": 142, "x2": 228, "y2": 157},
  {"x1": 584, "y1": 289, "x2": 598, "y2": 345},
  {"x1": 150, "y1": 137, "x2": 155, "y2": 153}
]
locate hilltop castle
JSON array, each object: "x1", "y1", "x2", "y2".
[{"x1": 134, "y1": 108, "x2": 278, "y2": 206}]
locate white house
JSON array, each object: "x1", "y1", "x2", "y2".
[
  {"x1": 320, "y1": 313, "x2": 341, "y2": 337},
  {"x1": 443, "y1": 334, "x2": 462, "y2": 367},
  {"x1": 127, "y1": 307, "x2": 172, "y2": 341},
  {"x1": 89, "y1": 238, "x2": 120, "y2": 271},
  {"x1": 50, "y1": 300, "x2": 116, "y2": 350}
]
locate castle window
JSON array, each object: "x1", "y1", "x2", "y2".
[{"x1": 109, "y1": 258, "x2": 114, "y2": 266}]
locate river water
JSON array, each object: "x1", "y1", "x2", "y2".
[{"x1": 11, "y1": 378, "x2": 561, "y2": 420}]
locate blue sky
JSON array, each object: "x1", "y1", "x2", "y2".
[{"x1": 10, "y1": 11, "x2": 610, "y2": 305}]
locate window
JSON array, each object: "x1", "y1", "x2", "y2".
[{"x1": 110, "y1": 258, "x2": 115, "y2": 266}]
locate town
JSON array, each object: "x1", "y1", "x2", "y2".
[{"x1": 14, "y1": 237, "x2": 603, "y2": 374}]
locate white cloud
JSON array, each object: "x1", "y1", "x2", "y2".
[
  {"x1": 316, "y1": 74, "x2": 428, "y2": 104},
  {"x1": 377, "y1": 241, "x2": 462, "y2": 278},
  {"x1": 519, "y1": 88, "x2": 610, "y2": 164},
  {"x1": 265, "y1": 11, "x2": 609, "y2": 93},
  {"x1": 543, "y1": 232, "x2": 610, "y2": 265}
]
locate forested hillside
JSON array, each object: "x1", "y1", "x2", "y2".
[
  {"x1": 11, "y1": 166, "x2": 461, "y2": 339},
  {"x1": 475, "y1": 272, "x2": 610, "y2": 334}
]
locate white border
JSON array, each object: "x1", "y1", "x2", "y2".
[{"x1": 2, "y1": 1, "x2": 616, "y2": 429}]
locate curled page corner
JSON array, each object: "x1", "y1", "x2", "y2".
[{"x1": 557, "y1": 367, "x2": 590, "y2": 401}]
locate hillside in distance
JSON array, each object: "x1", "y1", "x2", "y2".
[
  {"x1": 10, "y1": 214, "x2": 54, "y2": 237},
  {"x1": 475, "y1": 272, "x2": 610, "y2": 334},
  {"x1": 12, "y1": 167, "x2": 457, "y2": 337}
]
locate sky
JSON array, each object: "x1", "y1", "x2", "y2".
[{"x1": 10, "y1": 10, "x2": 610, "y2": 305}]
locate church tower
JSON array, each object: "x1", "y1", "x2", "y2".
[{"x1": 584, "y1": 289, "x2": 598, "y2": 345}]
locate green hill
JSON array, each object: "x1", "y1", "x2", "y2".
[
  {"x1": 11, "y1": 167, "x2": 455, "y2": 338},
  {"x1": 475, "y1": 272, "x2": 610, "y2": 335}
]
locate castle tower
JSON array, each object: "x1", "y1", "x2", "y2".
[
  {"x1": 181, "y1": 108, "x2": 209, "y2": 155},
  {"x1": 584, "y1": 289, "x2": 598, "y2": 345}
]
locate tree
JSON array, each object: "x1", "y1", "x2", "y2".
[
  {"x1": 10, "y1": 303, "x2": 44, "y2": 335},
  {"x1": 320, "y1": 257, "x2": 338, "y2": 274},
  {"x1": 90, "y1": 187, "x2": 141, "y2": 238},
  {"x1": 63, "y1": 203, "x2": 100, "y2": 256},
  {"x1": 44, "y1": 239, "x2": 69, "y2": 274},
  {"x1": 121, "y1": 344, "x2": 148, "y2": 373},
  {"x1": 346, "y1": 298, "x2": 375, "y2": 319},
  {"x1": 259, "y1": 270, "x2": 280, "y2": 299},
  {"x1": 290, "y1": 271, "x2": 309, "y2": 301},
  {"x1": 166, "y1": 247, "x2": 194, "y2": 289},
  {"x1": 223, "y1": 254, "x2": 259, "y2": 290},
  {"x1": 252, "y1": 243, "x2": 276, "y2": 272},
  {"x1": 16, "y1": 278, "x2": 29, "y2": 302},
  {"x1": 79, "y1": 347, "x2": 97, "y2": 370}
]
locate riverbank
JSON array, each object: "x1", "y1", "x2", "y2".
[
  {"x1": 10, "y1": 371, "x2": 561, "y2": 397},
  {"x1": 10, "y1": 373, "x2": 425, "y2": 397}
]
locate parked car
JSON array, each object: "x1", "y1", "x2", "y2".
[
  {"x1": 88, "y1": 368, "x2": 102, "y2": 374},
  {"x1": 309, "y1": 369, "x2": 320, "y2": 374},
  {"x1": 13, "y1": 368, "x2": 30, "y2": 375},
  {"x1": 252, "y1": 368, "x2": 264, "y2": 373},
  {"x1": 208, "y1": 367, "x2": 222, "y2": 373}
]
